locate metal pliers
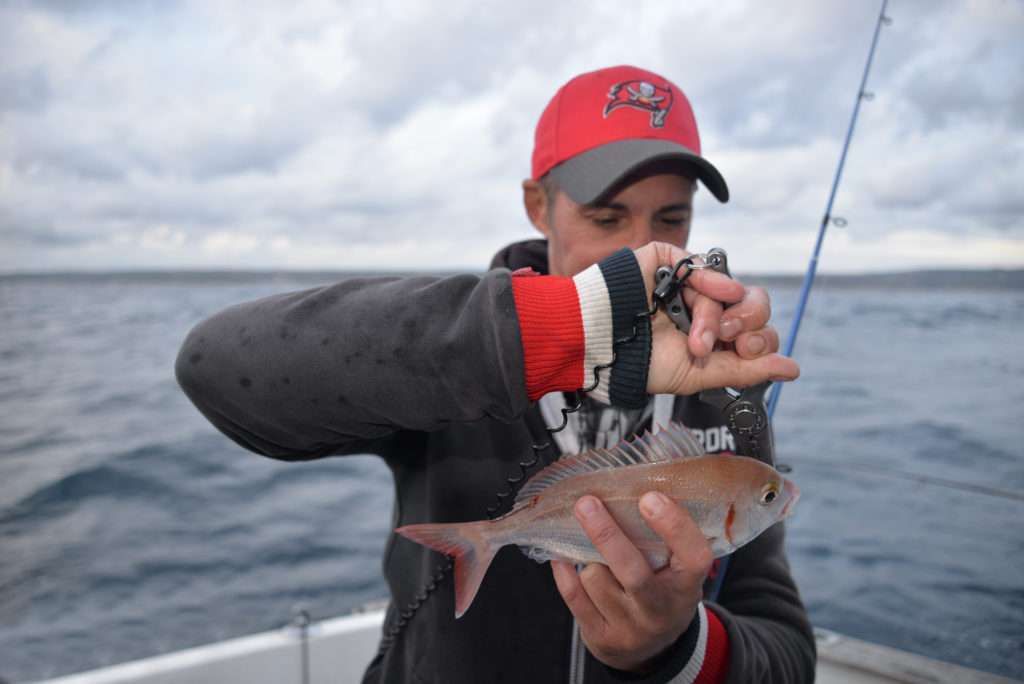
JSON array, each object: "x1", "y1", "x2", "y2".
[{"x1": 652, "y1": 248, "x2": 776, "y2": 467}]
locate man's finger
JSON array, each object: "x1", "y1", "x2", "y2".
[
  {"x1": 638, "y1": 492, "x2": 713, "y2": 582},
  {"x1": 577, "y1": 562, "x2": 632, "y2": 625},
  {"x1": 645, "y1": 242, "x2": 744, "y2": 308},
  {"x1": 686, "y1": 293, "x2": 723, "y2": 357},
  {"x1": 551, "y1": 560, "x2": 607, "y2": 630},
  {"x1": 684, "y1": 268, "x2": 746, "y2": 305},
  {"x1": 719, "y1": 286, "x2": 771, "y2": 341},
  {"x1": 692, "y1": 350, "x2": 799, "y2": 391},
  {"x1": 574, "y1": 496, "x2": 654, "y2": 595},
  {"x1": 734, "y1": 325, "x2": 780, "y2": 359}
]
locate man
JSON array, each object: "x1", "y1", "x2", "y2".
[{"x1": 176, "y1": 65, "x2": 815, "y2": 682}]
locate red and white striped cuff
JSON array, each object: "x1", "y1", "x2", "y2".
[
  {"x1": 671, "y1": 603, "x2": 730, "y2": 684},
  {"x1": 510, "y1": 251, "x2": 649, "y2": 407},
  {"x1": 571, "y1": 263, "x2": 613, "y2": 403}
]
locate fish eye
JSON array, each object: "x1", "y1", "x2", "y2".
[{"x1": 759, "y1": 483, "x2": 780, "y2": 506}]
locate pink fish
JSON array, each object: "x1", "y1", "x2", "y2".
[{"x1": 396, "y1": 422, "x2": 799, "y2": 618}]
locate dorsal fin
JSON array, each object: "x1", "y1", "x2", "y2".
[{"x1": 512, "y1": 421, "x2": 704, "y2": 511}]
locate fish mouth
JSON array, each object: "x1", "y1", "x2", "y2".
[{"x1": 780, "y1": 480, "x2": 800, "y2": 518}]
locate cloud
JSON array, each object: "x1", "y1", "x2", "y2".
[
  {"x1": 0, "y1": 222, "x2": 95, "y2": 247},
  {"x1": 0, "y1": 65, "x2": 51, "y2": 113},
  {"x1": 0, "y1": 0, "x2": 1021, "y2": 273}
]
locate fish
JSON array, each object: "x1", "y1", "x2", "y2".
[{"x1": 395, "y1": 422, "x2": 799, "y2": 618}]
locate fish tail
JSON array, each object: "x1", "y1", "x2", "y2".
[{"x1": 394, "y1": 520, "x2": 498, "y2": 619}]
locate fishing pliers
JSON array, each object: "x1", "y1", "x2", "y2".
[{"x1": 651, "y1": 248, "x2": 776, "y2": 467}]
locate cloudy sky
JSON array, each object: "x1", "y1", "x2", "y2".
[{"x1": 1, "y1": 0, "x2": 1022, "y2": 274}]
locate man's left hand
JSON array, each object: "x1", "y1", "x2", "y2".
[
  {"x1": 550, "y1": 491, "x2": 713, "y2": 673},
  {"x1": 632, "y1": 242, "x2": 797, "y2": 395}
]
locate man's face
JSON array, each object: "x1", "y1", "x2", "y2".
[{"x1": 524, "y1": 173, "x2": 695, "y2": 277}]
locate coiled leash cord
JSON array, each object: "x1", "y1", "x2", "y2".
[{"x1": 375, "y1": 256, "x2": 709, "y2": 658}]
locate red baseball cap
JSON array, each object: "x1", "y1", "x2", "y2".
[{"x1": 532, "y1": 65, "x2": 729, "y2": 204}]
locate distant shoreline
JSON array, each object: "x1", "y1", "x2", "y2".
[{"x1": 2, "y1": 268, "x2": 1022, "y2": 290}]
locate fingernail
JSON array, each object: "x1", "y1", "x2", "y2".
[
  {"x1": 701, "y1": 330, "x2": 715, "y2": 353},
  {"x1": 577, "y1": 497, "x2": 600, "y2": 518},
  {"x1": 640, "y1": 492, "x2": 667, "y2": 516},
  {"x1": 720, "y1": 318, "x2": 741, "y2": 339},
  {"x1": 747, "y1": 334, "x2": 766, "y2": 354}
]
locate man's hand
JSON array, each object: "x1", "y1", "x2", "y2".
[
  {"x1": 631, "y1": 241, "x2": 799, "y2": 395},
  {"x1": 551, "y1": 492, "x2": 712, "y2": 673}
]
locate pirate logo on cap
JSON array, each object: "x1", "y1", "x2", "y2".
[{"x1": 603, "y1": 80, "x2": 674, "y2": 128}]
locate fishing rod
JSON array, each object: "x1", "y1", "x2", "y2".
[
  {"x1": 766, "y1": 0, "x2": 892, "y2": 419},
  {"x1": 708, "y1": 3, "x2": 892, "y2": 603}
]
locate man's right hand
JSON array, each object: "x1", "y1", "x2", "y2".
[{"x1": 632, "y1": 242, "x2": 800, "y2": 396}]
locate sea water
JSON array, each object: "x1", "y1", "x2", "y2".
[{"x1": 1, "y1": 272, "x2": 1022, "y2": 681}]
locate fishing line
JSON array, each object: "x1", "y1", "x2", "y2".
[{"x1": 787, "y1": 459, "x2": 1024, "y2": 504}]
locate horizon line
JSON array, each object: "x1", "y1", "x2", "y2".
[{"x1": 2, "y1": 266, "x2": 1022, "y2": 278}]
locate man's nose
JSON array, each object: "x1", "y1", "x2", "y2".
[{"x1": 625, "y1": 220, "x2": 656, "y2": 250}]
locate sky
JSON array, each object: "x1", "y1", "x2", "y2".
[{"x1": 1, "y1": 0, "x2": 1022, "y2": 274}]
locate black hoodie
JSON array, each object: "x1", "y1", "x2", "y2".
[{"x1": 175, "y1": 240, "x2": 815, "y2": 683}]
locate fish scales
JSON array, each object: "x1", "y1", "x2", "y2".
[{"x1": 396, "y1": 422, "x2": 799, "y2": 618}]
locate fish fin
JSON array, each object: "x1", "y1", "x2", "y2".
[
  {"x1": 512, "y1": 422, "x2": 704, "y2": 510},
  {"x1": 518, "y1": 545, "x2": 554, "y2": 563},
  {"x1": 517, "y1": 545, "x2": 577, "y2": 565},
  {"x1": 395, "y1": 521, "x2": 498, "y2": 619},
  {"x1": 649, "y1": 421, "x2": 705, "y2": 460}
]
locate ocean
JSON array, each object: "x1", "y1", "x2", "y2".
[{"x1": 1, "y1": 270, "x2": 1022, "y2": 681}]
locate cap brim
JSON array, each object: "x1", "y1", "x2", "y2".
[{"x1": 548, "y1": 138, "x2": 729, "y2": 204}]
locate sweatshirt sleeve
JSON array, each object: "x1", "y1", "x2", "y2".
[
  {"x1": 595, "y1": 602, "x2": 729, "y2": 684},
  {"x1": 512, "y1": 247, "x2": 651, "y2": 408},
  {"x1": 707, "y1": 523, "x2": 817, "y2": 683},
  {"x1": 175, "y1": 250, "x2": 651, "y2": 461}
]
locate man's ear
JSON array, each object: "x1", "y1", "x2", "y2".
[{"x1": 522, "y1": 179, "x2": 552, "y2": 238}]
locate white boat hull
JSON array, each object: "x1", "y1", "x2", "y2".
[{"x1": 31, "y1": 609, "x2": 1020, "y2": 684}]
